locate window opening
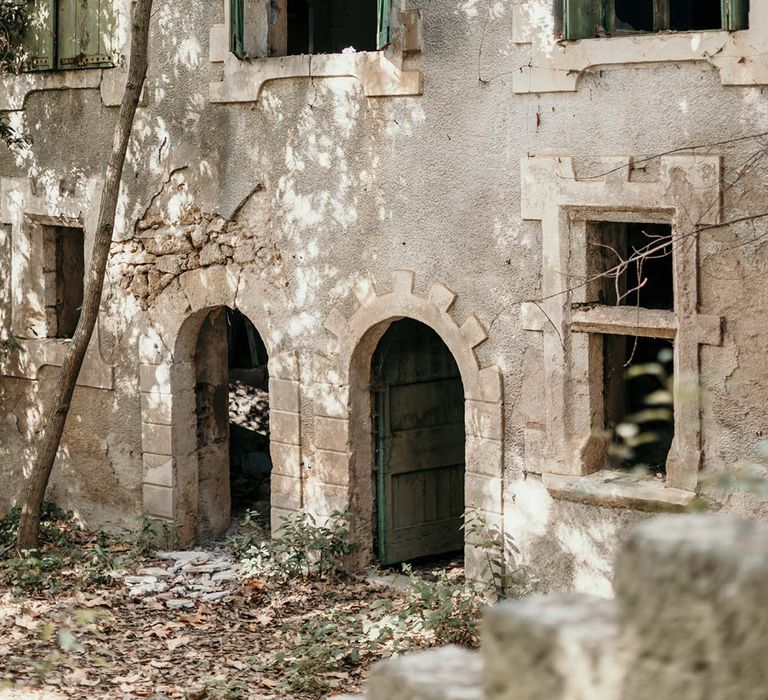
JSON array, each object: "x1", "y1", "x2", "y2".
[
  {"x1": 587, "y1": 222, "x2": 674, "y2": 311},
  {"x1": 286, "y1": 0, "x2": 378, "y2": 55},
  {"x1": 603, "y1": 335, "x2": 674, "y2": 475},
  {"x1": 614, "y1": 0, "x2": 654, "y2": 33},
  {"x1": 670, "y1": 0, "x2": 723, "y2": 31},
  {"x1": 564, "y1": 0, "x2": 748, "y2": 40},
  {"x1": 42, "y1": 226, "x2": 84, "y2": 339},
  {"x1": 233, "y1": 0, "x2": 386, "y2": 59}
]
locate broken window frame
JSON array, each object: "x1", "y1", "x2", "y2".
[
  {"x1": 23, "y1": 0, "x2": 116, "y2": 72},
  {"x1": 569, "y1": 213, "x2": 682, "y2": 478},
  {"x1": 230, "y1": 0, "x2": 391, "y2": 60},
  {"x1": 564, "y1": 0, "x2": 750, "y2": 41}
]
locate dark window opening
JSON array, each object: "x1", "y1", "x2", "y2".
[
  {"x1": 565, "y1": 0, "x2": 748, "y2": 40},
  {"x1": 43, "y1": 226, "x2": 84, "y2": 339},
  {"x1": 587, "y1": 221, "x2": 674, "y2": 310},
  {"x1": 603, "y1": 335, "x2": 674, "y2": 475},
  {"x1": 670, "y1": 0, "x2": 723, "y2": 31},
  {"x1": 286, "y1": 0, "x2": 379, "y2": 55},
  {"x1": 614, "y1": 0, "x2": 654, "y2": 33},
  {"x1": 227, "y1": 309, "x2": 271, "y2": 521}
]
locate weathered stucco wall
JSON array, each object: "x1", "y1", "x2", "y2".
[{"x1": 1, "y1": 0, "x2": 767, "y2": 592}]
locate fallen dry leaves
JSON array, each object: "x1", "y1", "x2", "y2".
[{"x1": 0, "y1": 561, "x2": 407, "y2": 699}]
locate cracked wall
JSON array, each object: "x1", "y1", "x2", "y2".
[{"x1": 0, "y1": 0, "x2": 767, "y2": 590}]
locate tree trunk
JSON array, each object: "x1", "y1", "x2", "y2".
[{"x1": 16, "y1": 0, "x2": 154, "y2": 550}]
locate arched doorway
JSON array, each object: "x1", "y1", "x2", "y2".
[
  {"x1": 371, "y1": 319, "x2": 466, "y2": 564},
  {"x1": 194, "y1": 307, "x2": 271, "y2": 540}
]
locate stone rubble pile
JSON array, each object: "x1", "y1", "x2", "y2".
[
  {"x1": 229, "y1": 381, "x2": 269, "y2": 435},
  {"x1": 346, "y1": 513, "x2": 768, "y2": 700},
  {"x1": 121, "y1": 550, "x2": 239, "y2": 610}
]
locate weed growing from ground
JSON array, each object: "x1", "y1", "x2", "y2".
[{"x1": 239, "y1": 509, "x2": 354, "y2": 582}]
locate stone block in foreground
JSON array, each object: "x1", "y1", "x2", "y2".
[
  {"x1": 615, "y1": 513, "x2": 768, "y2": 700},
  {"x1": 483, "y1": 593, "x2": 620, "y2": 700},
  {"x1": 367, "y1": 646, "x2": 483, "y2": 700}
]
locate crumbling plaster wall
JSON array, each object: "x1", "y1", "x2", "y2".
[{"x1": 0, "y1": 0, "x2": 766, "y2": 590}]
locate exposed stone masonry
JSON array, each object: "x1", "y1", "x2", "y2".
[{"x1": 111, "y1": 209, "x2": 286, "y2": 309}]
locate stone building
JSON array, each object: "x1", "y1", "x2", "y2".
[{"x1": 0, "y1": 0, "x2": 767, "y2": 591}]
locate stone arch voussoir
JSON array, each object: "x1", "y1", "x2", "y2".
[
  {"x1": 136, "y1": 265, "x2": 300, "y2": 546},
  {"x1": 311, "y1": 269, "x2": 505, "y2": 579}
]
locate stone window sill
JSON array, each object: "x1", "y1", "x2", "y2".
[
  {"x1": 0, "y1": 337, "x2": 113, "y2": 389},
  {"x1": 512, "y1": 4, "x2": 768, "y2": 93},
  {"x1": 0, "y1": 67, "x2": 127, "y2": 111},
  {"x1": 542, "y1": 471, "x2": 696, "y2": 512},
  {"x1": 209, "y1": 8, "x2": 423, "y2": 102},
  {"x1": 209, "y1": 50, "x2": 422, "y2": 102}
]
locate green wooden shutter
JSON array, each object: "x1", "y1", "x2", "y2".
[
  {"x1": 230, "y1": 0, "x2": 245, "y2": 58},
  {"x1": 564, "y1": 0, "x2": 598, "y2": 41},
  {"x1": 24, "y1": 0, "x2": 56, "y2": 71},
  {"x1": 58, "y1": 0, "x2": 115, "y2": 70},
  {"x1": 377, "y1": 0, "x2": 391, "y2": 49},
  {"x1": 724, "y1": 0, "x2": 749, "y2": 30}
]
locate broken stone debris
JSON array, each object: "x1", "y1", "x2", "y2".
[{"x1": 121, "y1": 550, "x2": 240, "y2": 609}]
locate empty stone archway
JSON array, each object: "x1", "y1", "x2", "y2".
[
  {"x1": 138, "y1": 267, "x2": 301, "y2": 547},
  {"x1": 311, "y1": 270, "x2": 504, "y2": 579}
]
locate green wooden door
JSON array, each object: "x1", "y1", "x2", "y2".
[{"x1": 372, "y1": 319, "x2": 465, "y2": 565}]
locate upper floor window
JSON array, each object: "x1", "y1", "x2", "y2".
[
  {"x1": 24, "y1": 0, "x2": 116, "y2": 71},
  {"x1": 230, "y1": 0, "x2": 391, "y2": 60},
  {"x1": 564, "y1": 0, "x2": 749, "y2": 41}
]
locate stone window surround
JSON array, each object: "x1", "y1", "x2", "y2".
[
  {"x1": 315, "y1": 270, "x2": 504, "y2": 581},
  {"x1": 137, "y1": 265, "x2": 301, "y2": 547},
  {"x1": 209, "y1": 0, "x2": 423, "y2": 102},
  {"x1": 511, "y1": 1, "x2": 768, "y2": 93},
  {"x1": 0, "y1": 176, "x2": 113, "y2": 390},
  {"x1": 0, "y1": 0, "x2": 132, "y2": 112},
  {"x1": 521, "y1": 154, "x2": 724, "y2": 508}
]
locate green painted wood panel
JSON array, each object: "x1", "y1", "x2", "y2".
[
  {"x1": 725, "y1": 0, "x2": 749, "y2": 30},
  {"x1": 377, "y1": 0, "x2": 390, "y2": 49},
  {"x1": 24, "y1": 0, "x2": 56, "y2": 71},
  {"x1": 230, "y1": 0, "x2": 245, "y2": 58},
  {"x1": 564, "y1": 0, "x2": 598, "y2": 40},
  {"x1": 57, "y1": 0, "x2": 114, "y2": 69},
  {"x1": 373, "y1": 319, "x2": 465, "y2": 565}
]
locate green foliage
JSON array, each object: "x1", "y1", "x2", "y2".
[
  {"x1": 0, "y1": 0, "x2": 26, "y2": 72},
  {"x1": 398, "y1": 564, "x2": 487, "y2": 647},
  {"x1": 0, "y1": 501, "x2": 72, "y2": 557},
  {"x1": 225, "y1": 507, "x2": 267, "y2": 554},
  {"x1": 271, "y1": 615, "x2": 366, "y2": 696},
  {"x1": 0, "y1": 1, "x2": 29, "y2": 149},
  {"x1": 0, "y1": 503, "x2": 118, "y2": 593},
  {"x1": 607, "y1": 346, "x2": 675, "y2": 473},
  {"x1": 0, "y1": 336, "x2": 20, "y2": 360},
  {"x1": 129, "y1": 511, "x2": 177, "y2": 556},
  {"x1": 239, "y1": 510, "x2": 354, "y2": 582}
]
